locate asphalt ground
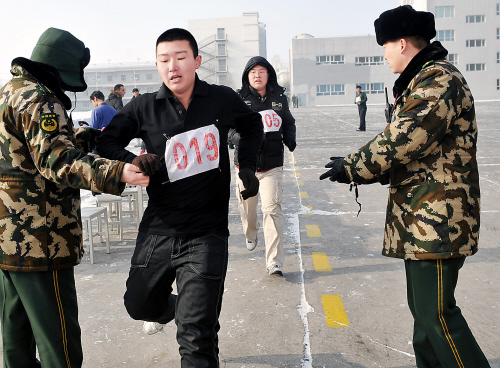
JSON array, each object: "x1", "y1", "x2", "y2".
[{"x1": 1, "y1": 102, "x2": 498, "y2": 367}]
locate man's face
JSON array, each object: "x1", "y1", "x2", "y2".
[
  {"x1": 248, "y1": 65, "x2": 268, "y2": 94},
  {"x1": 156, "y1": 40, "x2": 202, "y2": 98},
  {"x1": 117, "y1": 86, "x2": 126, "y2": 97},
  {"x1": 356, "y1": 87, "x2": 361, "y2": 94},
  {"x1": 91, "y1": 98, "x2": 99, "y2": 108},
  {"x1": 133, "y1": 91, "x2": 139, "y2": 98},
  {"x1": 383, "y1": 40, "x2": 404, "y2": 74}
]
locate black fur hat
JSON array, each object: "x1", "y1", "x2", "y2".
[{"x1": 374, "y1": 5, "x2": 436, "y2": 46}]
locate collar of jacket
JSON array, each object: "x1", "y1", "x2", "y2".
[
  {"x1": 392, "y1": 41, "x2": 448, "y2": 98},
  {"x1": 10, "y1": 57, "x2": 72, "y2": 109},
  {"x1": 156, "y1": 74, "x2": 209, "y2": 100},
  {"x1": 248, "y1": 84, "x2": 274, "y2": 101}
]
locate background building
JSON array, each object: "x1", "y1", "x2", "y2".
[
  {"x1": 189, "y1": 12, "x2": 266, "y2": 90},
  {"x1": 72, "y1": 12, "x2": 266, "y2": 112},
  {"x1": 290, "y1": 0, "x2": 500, "y2": 106}
]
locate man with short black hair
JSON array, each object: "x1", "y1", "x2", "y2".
[
  {"x1": 131, "y1": 87, "x2": 140, "y2": 99},
  {"x1": 90, "y1": 90, "x2": 117, "y2": 130},
  {"x1": 105, "y1": 83, "x2": 125, "y2": 112},
  {"x1": 97, "y1": 28, "x2": 263, "y2": 368},
  {"x1": 320, "y1": 5, "x2": 490, "y2": 367}
]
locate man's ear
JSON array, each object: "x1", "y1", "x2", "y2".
[{"x1": 195, "y1": 55, "x2": 202, "y2": 69}]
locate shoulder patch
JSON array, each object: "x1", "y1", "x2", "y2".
[
  {"x1": 40, "y1": 113, "x2": 59, "y2": 133},
  {"x1": 272, "y1": 102, "x2": 282, "y2": 111}
]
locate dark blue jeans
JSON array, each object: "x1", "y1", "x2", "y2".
[
  {"x1": 358, "y1": 106, "x2": 366, "y2": 130},
  {"x1": 124, "y1": 232, "x2": 228, "y2": 368}
]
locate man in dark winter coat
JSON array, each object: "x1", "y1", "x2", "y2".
[
  {"x1": 228, "y1": 56, "x2": 296, "y2": 276},
  {"x1": 320, "y1": 5, "x2": 490, "y2": 367},
  {"x1": 105, "y1": 83, "x2": 125, "y2": 112}
]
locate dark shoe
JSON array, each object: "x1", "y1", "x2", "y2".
[
  {"x1": 356, "y1": 128, "x2": 366, "y2": 131},
  {"x1": 267, "y1": 264, "x2": 283, "y2": 276}
]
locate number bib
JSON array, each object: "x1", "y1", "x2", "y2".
[
  {"x1": 259, "y1": 109, "x2": 282, "y2": 133},
  {"x1": 164, "y1": 124, "x2": 220, "y2": 182}
]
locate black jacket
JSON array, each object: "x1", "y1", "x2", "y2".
[
  {"x1": 105, "y1": 91, "x2": 123, "y2": 112},
  {"x1": 96, "y1": 75, "x2": 263, "y2": 237},
  {"x1": 228, "y1": 56, "x2": 296, "y2": 171}
]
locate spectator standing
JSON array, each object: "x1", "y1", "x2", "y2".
[
  {"x1": 105, "y1": 83, "x2": 125, "y2": 112},
  {"x1": 90, "y1": 90, "x2": 117, "y2": 130},
  {"x1": 355, "y1": 85, "x2": 367, "y2": 131}
]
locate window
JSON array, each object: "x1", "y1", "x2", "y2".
[
  {"x1": 435, "y1": 6, "x2": 454, "y2": 18},
  {"x1": 436, "y1": 30, "x2": 455, "y2": 42},
  {"x1": 218, "y1": 59, "x2": 227, "y2": 72},
  {"x1": 316, "y1": 55, "x2": 344, "y2": 65},
  {"x1": 356, "y1": 83, "x2": 385, "y2": 94},
  {"x1": 466, "y1": 39, "x2": 486, "y2": 47},
  {"x1": 402, "y1": 0, "x2": 414, "y2": 4},
  {"x1": 466, "y1": 63, "x2": 485, "y2": 71},
  {"x1": 316, "y1": 84, "x2": 345, "y2": 96},
  {"x1": 146, "y1": 74, "x2": 152, "y2": 80},
  {"x1": 497, "y1": 52, "x2": 500, "y2": 63},
  {"x1": 497, "y1": 4, "x2": 500, "y2": 15},
  {"x1": 497, "y1": 79, "x2": 500, "y2": 90},
  {"x1": 355, "y1": 56, "x2": 384, "y2": 66},
  {"x1": 107, "y1": 75, "x2": 113, "y2": 82},
  {"x1": 133, "y1": 73, "x2": 140, "y2": 81},
  {"x1": 121, "y1": 75, "x2": 126, "y2": 81},
  {"x1": 466, "y1": 15, "x2": 485, "y2": 23},
  {"x1": 447, "y1": 54, "x2": 459, "y2": 65},
  {"x1": 217, "y1": 43, "x2": 226, "y2": 56},
  {"x1": 497, "y1": 28, "x2": 500, "y2": 39},
  {"x1": 218, "y1": 74, "x2": 227, "y2": 86},
  {"x1": 217, "y1": 28, "x2": 225, "y2": 40}
]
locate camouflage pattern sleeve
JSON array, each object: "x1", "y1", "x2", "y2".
[
  {"x1": 344, "y1": 65, "x2": 469, "y2": 185},
  {"x1": 23, "y1": 96, "x2": 125, "y2": 194}
]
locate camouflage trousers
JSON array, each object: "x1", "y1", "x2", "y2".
[
  {"x1": 405, "y1": 258, "x2": 490, "y2": 368},
  {"x1": 0, "y1": 268, "x2": 83, "y2": 368}
]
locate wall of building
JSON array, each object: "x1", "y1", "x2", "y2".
[{"x1": 290, "y1": 35, "x2": 397, "y2": 106}]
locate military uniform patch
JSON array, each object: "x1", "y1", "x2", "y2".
[
  {"x1": 40, "y1": 113, "x2": 59, "y2": 132},
  {"x1": 272, "y1": 102, "x2": 282, "y2": 111}
]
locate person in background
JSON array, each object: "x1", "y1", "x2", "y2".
[
  {"x1": 130, "y1": 88, "x2": 142, "y2": 146},
  {"x1": 228, "y1": 56, "x2": 296, "y2": 277},
  {"x1": 90, "y1": 90, "x2": 117, "y2": 130},
  {"x1": 105, "y1": 83, "x2": 125, "y2": 112},
  {"x1": 320, "y1": 5, "x2": 490, "y2": 367},
  {"x1": 0, "y1": 27, "x2": 149, "y2": 368},
  {"x1": 354, "y1": 85, "x2": 367, "y2": 131},
  {"x1": 96, "y1": 28, "x2": 263, "y2": 368}
]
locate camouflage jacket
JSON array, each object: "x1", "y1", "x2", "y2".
[
  {"x1": 0, "y1": 64, "x2": 126, "y2": 272},
  {"x1": 343, "y1": 59, "x2": 479, "y2": 260}
]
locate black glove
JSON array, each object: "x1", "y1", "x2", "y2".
[
  {"x1": 88, "y1": 128, "x2": 101, "y2": 151},
  {"x1": 288, "y1": 141, "x2": 297, "y2": 152},
  {"x1": 238, "y1": 166, "x2": 259, "y2": 200},
  {"x1": 319, "y1": 156, "x2": 351, "y2": 183},
  {"x1": 131, "y1": 154, "x2": 161, "y2": 176}
]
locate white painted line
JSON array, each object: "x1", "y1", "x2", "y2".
[{"x1": 289, "y1": 152, "x2": 314, "y2": 368}]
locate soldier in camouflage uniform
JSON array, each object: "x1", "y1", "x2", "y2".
[
  {"x1": 0, "y1": 28, "x2": 149, "y2": 367},
  {"x1": 320, "y1": 6, "x2": 490, "y2": 368}
]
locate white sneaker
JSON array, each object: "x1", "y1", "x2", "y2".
[
  {"x1": 246, "y1": 237, "x2": 258, "y2": 251},
  {"x1": 143, "y1": 321, "x2": 165, "y2": 335},
  {"x1": 267, "y1": 264, "x2": 283, "y2": 277}
]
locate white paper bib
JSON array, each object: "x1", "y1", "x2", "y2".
[
  {"x1": 164, "y1": 124, "x2": 220, "y2": 182},
  {"x1": 259, "y1": 109, "x2": 282, "y2": 133}
]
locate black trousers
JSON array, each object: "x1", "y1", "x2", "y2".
[
  {"x1": 405, "y1": 258, "x2": 490, "y2": 368},
  {"x1": 124, "y1": 232, "x2": 228, "y2": 368},
  {"x1": 358, "y1": 106, "x2": 366, "y2": 130}
]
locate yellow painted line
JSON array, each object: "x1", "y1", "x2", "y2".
[
  {"x1": 312, "y1": 252, "x2": 332, "y2": 272},
  {"x1": 299, "y1": 191, "x2": 309, "y2": 199},
  {"x1": 294, "y1": 173, "x2": 301, "y2": 177},
  {"x1": 322, "y1": 295, "x2": 349, "y2": 327},
  {"x1": 297, "y1": 180, "x2": 304, "y2": 186},
  {"x1": 306, "y1": 224, "x2": 322, "y2": 237},
  {"x1": 291, "y1": 166, "x2": 299, "y2": 170}
]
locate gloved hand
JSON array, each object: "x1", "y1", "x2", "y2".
[
  {"x1": 131, "y1": 154, "x2": 161, "y2": 176},
  {"x1": 238, "y1": 166, "x2": 259, "y2": 200},
  {"x1": 288, "y1": 141, "x2": 297, "y2": 152},
  {"x1": 88, "y1": 128, "x2": 101, "y2": 151},
  {"x1": 319, "y1": 156, "x2": 351, "y2": 183}
]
